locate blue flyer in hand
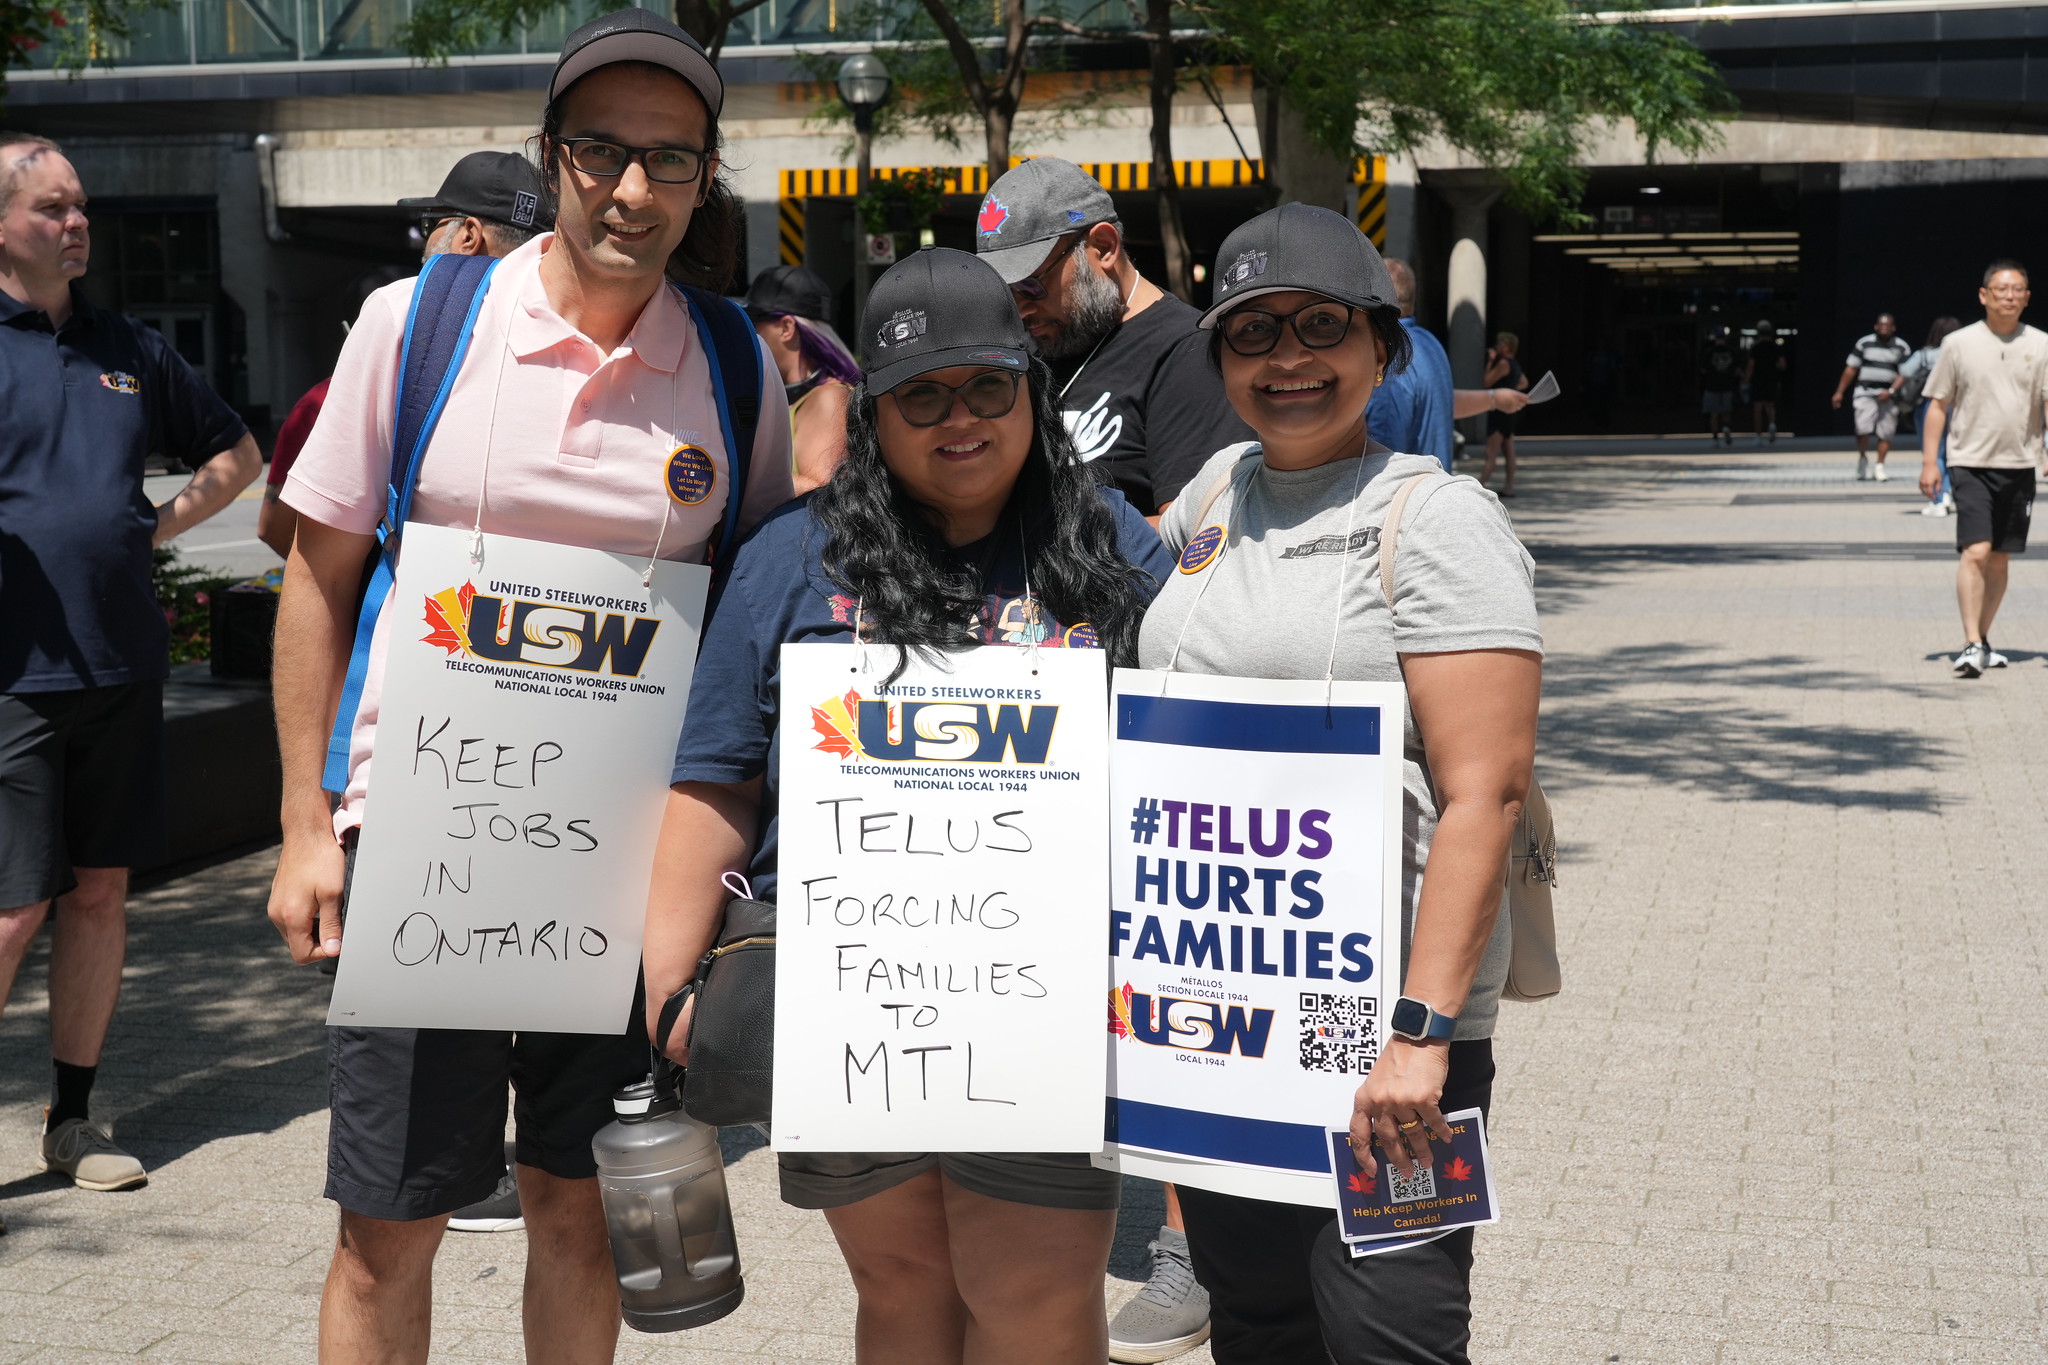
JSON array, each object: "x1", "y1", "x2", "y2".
[{"x1": 1328, "y1": 1107, "x2": 1499, "y2": 1245}]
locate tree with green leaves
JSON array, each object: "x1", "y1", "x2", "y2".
[
  {"x1": 401, "y1": 0, "x2": 770, "y2": 62},
  {"x1": 2, "y1": 0, "x2": 168, "y2": 104}
]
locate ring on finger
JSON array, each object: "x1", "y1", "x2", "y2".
[{"x1": 1397, "y1": 1118, "x2": 1423, "y2": 1131}]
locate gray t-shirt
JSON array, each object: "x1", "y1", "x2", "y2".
[{"x1": 1139, "y1": 444, "x2": 1542, "y2": 1040}]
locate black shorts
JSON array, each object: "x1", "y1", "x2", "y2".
[
  {"x1": 325, "y1": 843, "x2": 649, "y2": 1221},
  {"x1": 1486, "y1": 409, "x2": 1518, "y2": 437},
  {"x1": 1953, "y1": 466, "x2": 2035, "y2": 554},
  {"x1": 0, "y1": 682, "x2": 166, "y2": 907}
]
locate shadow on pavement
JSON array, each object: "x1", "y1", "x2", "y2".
[{"x1": 1540, "y1": 643, "x2": 1944, "y2": 812}]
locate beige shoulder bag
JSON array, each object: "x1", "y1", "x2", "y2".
[{"x1": 1380, "y1": 474, "x2": 1561, "y2": 1003}]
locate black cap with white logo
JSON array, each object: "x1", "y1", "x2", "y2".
[
  {"x1": 550, "y1": 7, "x2": 723, "y2": 120},
  {"x1": 1198, "y1": 202, "x2": 1397, "y2": 329},
  {"x1": 396, "y1": 151, "x2": 550, "y2": 231},
  {"x1": 973, "y1": 157, "x2": 1118, "y2": 284},
  {"x1": 861, "y1": 247, "x2": 1032, "y2": 393}
]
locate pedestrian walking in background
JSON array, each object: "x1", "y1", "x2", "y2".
[
  {"x1": 1151, "y1": 204, "x2": 1540, "y2": 1365},
  {"x1": 1746, "y1": 319, "x2": 1788, "y2": 445},
  {"x1": 1368, "y1": 259, "x2": 1528, "y2": 474},
  {"x1": 651, "y1": 248, "x2": 1171, "y2": 1364},
  {"x1": 1899, "y1": 316, "x2": 1961, "y2": 517},
  {"x1": 975, "y1": 156, "x2": 1252, "y2": 520},
  {"x1": 1921, "y1": 261, "x2": 2048, "y2": 678},
  {"x1": 0, "y1": 132, "x2": 262, "y2": 1203},
  {"x1": 264, "y1": 12, "x2": 792, "y2": 1358},
  {"x1": 1832, "y1": 312, "x2": 1913, "y2": 480},
  {"x1": 1700, "y1": 324, "x2": 1741, "y2": 446},
  {"x1": 743, "y1": 263, "x2": 859, "y2": 493},
  {"x1": 1480, "y1": 331, "x2": 1530, "y2": 494}
]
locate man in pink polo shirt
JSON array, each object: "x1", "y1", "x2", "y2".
[{"x1": 267, "y1": 10, "x2": 792, "y2": 1358}]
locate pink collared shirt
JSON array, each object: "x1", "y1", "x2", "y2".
[{"x1": 283, "y1": 234, "x2": 794, "y2": 836}]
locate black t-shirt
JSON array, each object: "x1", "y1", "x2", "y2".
[
  {"x1": 1701, "y1": 340, "x2": 1741, "y2": 392},
  {"x1": 672, "y1": 490, "x2": 1174, "y2": 901},
  {"x1": 1050, "y1": 294, "x2": 1254, "y2": 516},
  {"x1": 0, "y1": 284, "x2": 249, "y2": 692}
]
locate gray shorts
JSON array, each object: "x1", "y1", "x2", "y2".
[
  {"x1": 778, "y1": 1149, "x2": 1121, "y2": 1212},
  {"x1": 1853, "y1": 389, "x2": 1898, "y2": 439}
]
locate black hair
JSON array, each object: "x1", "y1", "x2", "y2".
[
  {"x1": 810, "y1": 356, "x2": 1154, "y2": 685},
  {"x1": 1985, "y1": 258, "x2": 2030, "y2": 288},
  {"x1": 1926, "y1": 315, "x2": 1963, "y2": 349},
  {"x1": 1205, "y1": 301, "x2": 1412, "y2": 377},
  {"x1": 532, "y1": 61, "x2": 744, "y2": 293}
]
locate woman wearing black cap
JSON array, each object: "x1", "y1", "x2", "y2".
[
  {"x1": 646, "y1": 246, "x2": 1172, "y2": 1361},
  {"x1": 743, "y1": 265, "x2": 862, "y2": 492},
  {"x1": 1142, "y1": 204, "x2": 1542, "y2": 1363}
]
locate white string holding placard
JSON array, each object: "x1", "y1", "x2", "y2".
[
  {"x1": 468, "y1": 329, "x2": 516, "y2": 571},
  {"x1": 642, "y1": 362, "x2": 683, "y2": 588},
  {"x1": 1016, "y1": 506, "x2": 1043, "y2": 675}
]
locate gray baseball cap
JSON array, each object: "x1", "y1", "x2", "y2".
[
  {"x1": 974, "y1": 158, "x2": 1117, "y2": 284},
  {"x1": 1198, "y1": 202, "x2": 1398, "y2": 328}
]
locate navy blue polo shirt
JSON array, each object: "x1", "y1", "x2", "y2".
[{"x1": 0, "y1": 283, "x2": 247, "y2": 693}]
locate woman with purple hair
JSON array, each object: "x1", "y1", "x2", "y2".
[{"x1": 744, "y1": 265, "x2": 861, "y2": 492}]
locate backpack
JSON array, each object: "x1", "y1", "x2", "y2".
[
  {"x1": 1896, "y1": 347, "x2": 1937, "y2": 409},
  {"x1": 320, "y1": 252, "x2": 764, "y2": 794},
  {"x1": 1183, "y1": 458, "x2": 1562, "y2": 1003}
]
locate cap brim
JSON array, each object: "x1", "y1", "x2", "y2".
[
  {"x1": 549, "y1": 31, "x2": 724, "y2": 117},
  {"x1": 977, "y1": 237, "x2": 1065, "y2": 285},
  {"x1": 395, "y1": 196, "x2": 456, "y2": 214},
  {"x1": 867, "y1": 344, "x2": 1031, "y2": 394},
  {"x1": 1197, "y1": 283, "x2": 1391, "y2": 329}
]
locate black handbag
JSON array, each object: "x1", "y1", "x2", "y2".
[{"x1": 655, "y1": 894, "x2": 776, "y2": 1126}]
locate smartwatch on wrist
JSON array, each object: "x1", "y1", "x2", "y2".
[{"x1": 1389, "y1": 995, "x2": 1457, "y2": 1043}]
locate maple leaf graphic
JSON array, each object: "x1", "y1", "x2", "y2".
[
  {"x1": 1346, "y1": 1170, "x2": 1377, "y2": 1195},
  {"x1": 421, "y1": 581, "x2": 476, "y2": 656},
  {"x1": 1107, "y1": 983, "x2": 1133, "y2": 1038},
  {"x1": 1441, "y1": 1156, "x2": 1474, "y2": 1183},
  {"x1": 809, "y1": 688, "x2": 864, "y2": 759}
]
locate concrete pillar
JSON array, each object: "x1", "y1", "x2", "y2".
[{"x1": 1438, "y1": 178, "x2": 1502, "y2": 391}]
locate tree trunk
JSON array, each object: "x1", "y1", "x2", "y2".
[
  {"x1": 985, "y1": 105, "x2": 1013, "y2": 190},
  {"x1": 1145, "y1": 0, "x2": 1191, "y2": 302},
  {"x1": 673, "y1": 0, "x2": 718, "y2": 49},
  {"x1": 1251, "y1": 76, "x2": 1349, "y2": 213}
]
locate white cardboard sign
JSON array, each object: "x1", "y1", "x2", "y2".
[
  {"x1": 772, "y1": 642, "x2": 1109, "y2": 1153},
  {"x1": 1098, "y1": 669, "x2": 1405, "y2": 1206},
  {"x1": 327, "y1": 523, "x2": 706, "y2": 1033}
]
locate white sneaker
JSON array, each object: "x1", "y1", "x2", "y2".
[
  {"x1": 1857, "y1": 455, "x2": 1871, "y2": 480},
  {"x1": 1953, "y1": 643, "x2": 1987, "y2": 678},
  {"x1": 1920, "y1": 502, "x2": 1945, "y2": 516},
  {"x1": 1984, "y1": 641, "x2": 2009, "y2": 669},
  {"x1": 1941, "y1": 494, "x2": 1955, "y2": 514},
  {"x1": 1873, "y1": 463, "x2": 1889, "y2": 482}
]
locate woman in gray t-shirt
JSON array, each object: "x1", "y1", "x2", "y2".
[{"x1": 1144, "y1": 205, "x2": 1541, "y2": 1364}]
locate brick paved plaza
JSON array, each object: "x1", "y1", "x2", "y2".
[{"x1": 4, "y1": 447, "x2": 2045, "y2": 1363}]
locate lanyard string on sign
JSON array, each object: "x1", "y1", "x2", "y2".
[
  {"x1": 1164, "y1": 442, "x2": 1376, "y2": 701},
  {"x1": 463, "y1": 323, "x2": 684, "y2": 589}
]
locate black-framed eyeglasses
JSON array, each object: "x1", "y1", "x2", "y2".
[
  {"x1": 1009, "y1": 233, "x2": 1081, "y2": 301},
  {"x1": 891, "y1": 369, "x2": 1023, "y2": 427},
  {"x1": 557, "y1": 138, "x2": 710, "y2": 185},
  {"x1": 1219, "y1": 301, "x2": 1358, "y2": 356}
]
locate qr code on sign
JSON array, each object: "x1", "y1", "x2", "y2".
[
  {"x1": 1385, "y1": 1162, "x2": 1437, "y2": 1204},
  {"x1": 1298, "y1": 992, "x2": 1379, "y2": 1074}
]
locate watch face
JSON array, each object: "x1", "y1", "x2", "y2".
[{"x1": 1390, "y1": 997, "x2": 1428, "y2": 1037}]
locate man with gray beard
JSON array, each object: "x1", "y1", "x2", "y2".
[{"x1": 976, "y1": 158, "x2": 1251, "y2": 519}]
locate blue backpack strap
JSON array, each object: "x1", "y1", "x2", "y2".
[
  {"x1": 321, "y1": 253, "x2": 500, "y2": 794},
  {"x1": 676, "y1": 283, "x2": 763, "y2": 581}
]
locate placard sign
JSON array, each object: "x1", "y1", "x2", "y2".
[
  {"x1": 773, "y1": 642, "x2": 1109, "y2": 1152},
  {"x1": 327, "y1": 523, "x2": 707, "y2": 1033},
  {"x1": 1099, "y1": 670, "x2": 1405, "y2": 1206}
]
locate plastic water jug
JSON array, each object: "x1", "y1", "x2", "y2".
[{"x1": 592, "y1": 1075, "x2": 745, "y2": 1332}]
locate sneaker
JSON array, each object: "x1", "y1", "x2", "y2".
[
  {"x1": 1109, "y1": 1226, "x2": 1210, "y2": 1363},
  {"x1": 1920, "y1": 502, "x2": 1946, "y2": 516},
  {"x1": 1857, "y1": 455, "x2": 1871, "y2": 480},
  {"x1": 448, "y1": 1151, "x2": 523, "y2": 1233},
  {"x1": 1941, "y1": 493, "x2": 1955, "y2": 514},
  {"x1": 1984, "y1": 641, "x2": 2009, "y2": 669},
  {"x1": 1953, "y1": 643, "x2": 1987, "y2": 678},
  {"x1": 1873, "y1": 463, "x2": 1889, "y2": 482},
  {"x1": 40, "y1": 1117, "x2": 147, "y2": 1191}
]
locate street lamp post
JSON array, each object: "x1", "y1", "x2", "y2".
[{"x1": 837, "y1": 53, "x2": 893, "y2": 332}]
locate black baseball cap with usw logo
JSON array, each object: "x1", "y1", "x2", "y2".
[
  {"x1": 860, "y1": 247, "x2": 1033, "y2": 393},
  {"x1": 397, "y1": 151, "x2": 551, "y2": 232}
]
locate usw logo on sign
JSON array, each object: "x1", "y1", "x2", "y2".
[
  {"x1": 809, "y1": 689, "x2": 1061, "y2": 765},
  {"x1": 1109, "y1": 984, "x2": 1275, "y2": 1058},
  {"x1": 423, "y1": 581, "x2": 662, "y2": 678}
]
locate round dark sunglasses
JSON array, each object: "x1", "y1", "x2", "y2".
[
  {"x1": 891, "y1": 370, "x2": 1023, "y2": 427},
  {"x1": 558, "y1": 138, "x2": 709, "y2": 185},
  {"x1": 1220, "y1": 302, "x2": 1358, "y2": 356}
]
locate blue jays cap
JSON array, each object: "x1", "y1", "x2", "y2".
[
  {"x1": 861, "y1": 247, "x2": 1032, "y2": 393},
  {"x1": 973, "y1": 158, "x2": 1118, "y2": 284},
  {"x1": 1198, "y1": 202, "x2": 1397, "y2": 329}
]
